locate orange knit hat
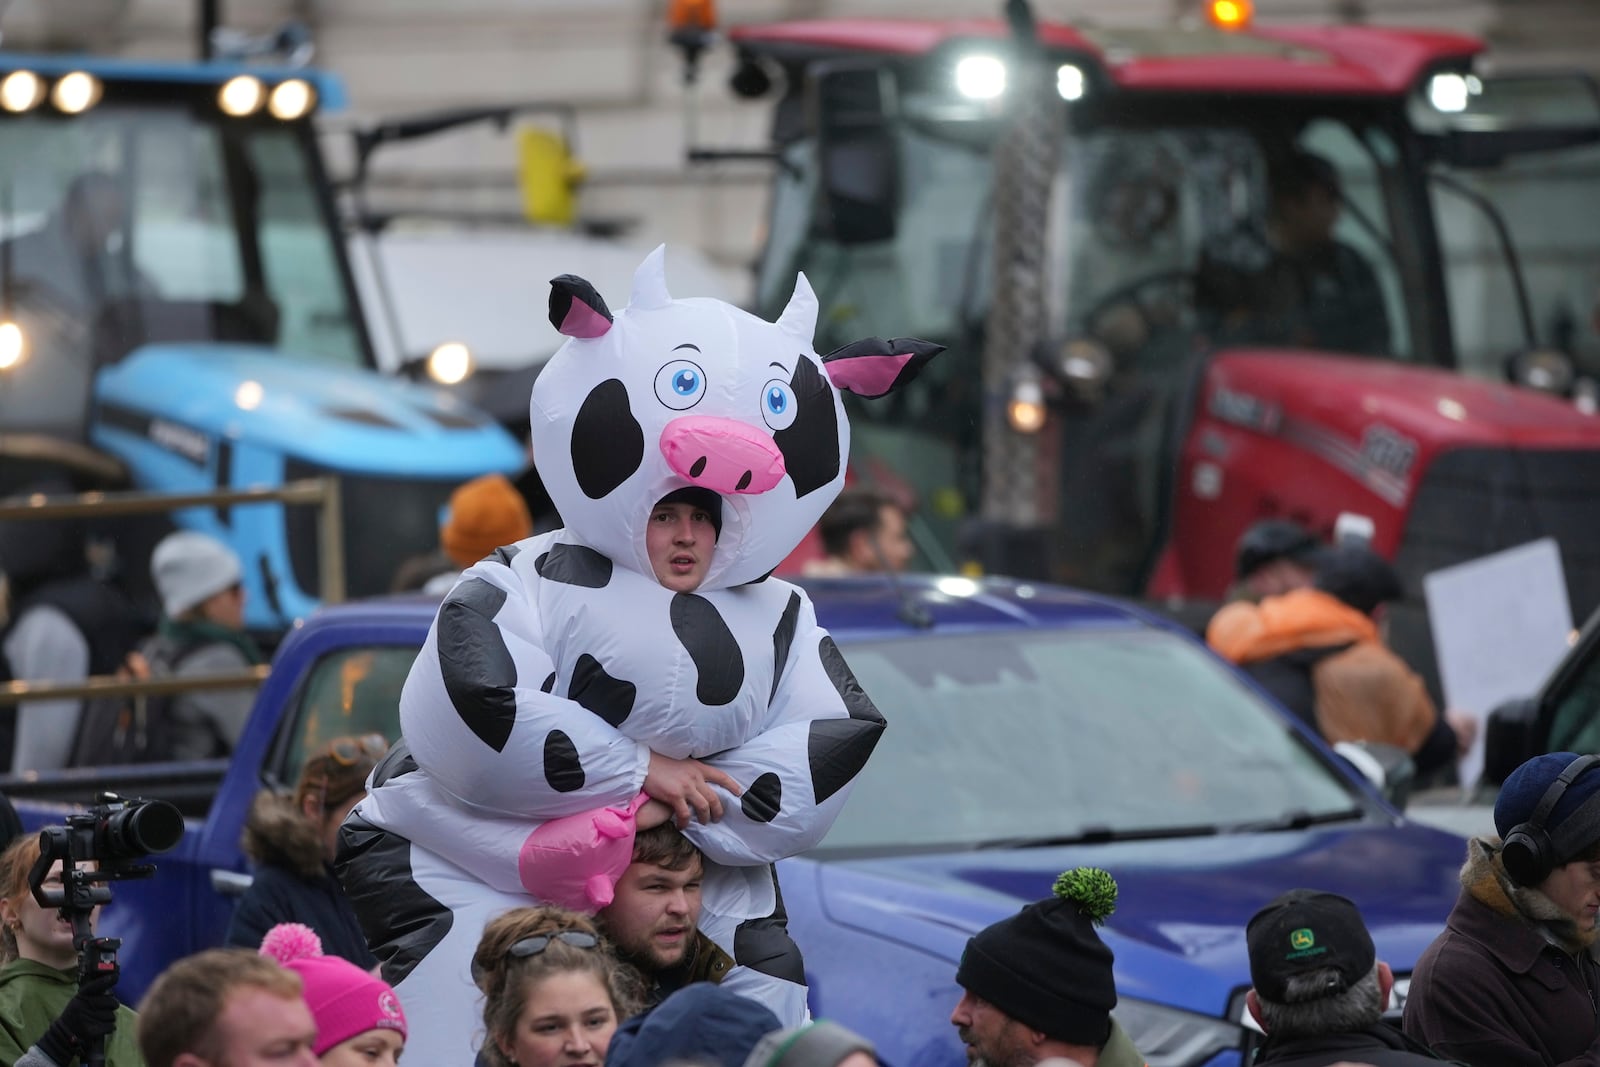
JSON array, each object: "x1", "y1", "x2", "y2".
[{"x1": 440, "y1": 473, "x2": 533, "y2": 568}]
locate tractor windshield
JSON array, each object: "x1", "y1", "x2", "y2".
[
  {"x1": 0, "y1": 98, "x2": 367, "y2": 436},
  {"x1": 757, "y1": 94, "x2": 1427, "y2": 580},
  {"x1": 759, "y1": 97, "x2": 1420, "y2": 361}
]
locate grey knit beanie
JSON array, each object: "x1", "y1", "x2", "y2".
[
  {"x1": 742, "y1": 1020, "x2": 877, "y2": 1067},
  {"x1": 151, "y1": 530, "x2": 242, "y2": 618}
]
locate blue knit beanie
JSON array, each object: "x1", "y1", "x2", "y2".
[{"x1": 1494, "y1": 752, "x2": 1600, "y2": 843}]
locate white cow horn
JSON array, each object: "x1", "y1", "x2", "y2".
[
  {"x1": 629, "y1": 244, "x2": 673, "y2": 310},
  {"x1": 775, "y1": 272, "x2": 818, "y2": 341}
]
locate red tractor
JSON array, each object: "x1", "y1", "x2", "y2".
[{"x1": 688, "y1": 4, "x2": 1600, "y2": 692}]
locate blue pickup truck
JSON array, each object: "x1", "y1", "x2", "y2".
[{"x1": 3, "y1": 576, "x2": 1468, "y2": 1067}]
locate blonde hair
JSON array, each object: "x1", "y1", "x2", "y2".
[
  {"x1": 0, "y1": 831, "x2": 44, "y2": 965},
  {"x1": 473, "y1": 906, "x2": 643, "y2": 1067}
]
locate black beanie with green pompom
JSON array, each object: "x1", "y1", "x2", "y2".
[{"x1": 954, "y1": 866, "x2": 1119, "y2": 1047}]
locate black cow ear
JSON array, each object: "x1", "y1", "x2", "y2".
[
  {"x1": 549, "y1": 275, "x2": 614, "y2": 338},
  {"x1": 821, "y1": 337, "x2": 945, "y2": 399}
]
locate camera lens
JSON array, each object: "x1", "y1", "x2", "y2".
[{"x1": 97, "y1": 799, "x2": 184, "y2": 859}]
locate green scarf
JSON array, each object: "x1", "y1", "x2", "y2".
[{"x1": 160, "y1": 616, "x2": 265, "y2": 665}]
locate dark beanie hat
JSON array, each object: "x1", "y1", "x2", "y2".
[
  {"x1": 1313, "y1": 544, "x2": 1403, "y2": 617},
  {"x1": 657, "y1": 486, "x2": 724, "y2": 541},
  {"x1": 955, "y1": 867, "x2": 1118, "y2": 1047},
  {"x1": 604, "y1": 983, "x2": 779, "y2": 1067},
  {"x1": 1234, "y1": 520, "x2": 1320, "y2": 581},
  {"x1": 1495, "y1": 752, "x2": 1600, "y2": 853}
]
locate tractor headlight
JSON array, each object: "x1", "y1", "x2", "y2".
[
  {"x1": 219, "y1": 75, "x2": 266, "y2": 116},
  {"x1": 1057, "y1": 63, "x2": 1086, "y2": 101},
  {"x1": 955, "y1": 54, "x2": 1007, "y2": 100},
  {"x1": 52, "y1": 72, "x2": 102, "y2": 115},
  {"x1": 0, "y1": 71, "x2": 44, "y2": 113},
  {"x1": 0, "y1": 321, "x2": 26, "y2": 370},
  {"x1": 268, "y1": 79, "x2": 316, "y2": 120},
  {"x1": 426, "y1": 342, "x2": 474, "y2": 385}
]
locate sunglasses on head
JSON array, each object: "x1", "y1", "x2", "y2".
[
  {"x1": 325, "y1": 733, "x2": 388, "y2": 766},
  {"x1": 508, "y1": 931, "x2": 600, "y2": 958},
  {"x1": 470, "y1": 929, "x2": 601, "y2": 985}
]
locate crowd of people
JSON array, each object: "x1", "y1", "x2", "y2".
[{"x1": 5, "y1": 742, "x2": 1600, "y2": 1067}]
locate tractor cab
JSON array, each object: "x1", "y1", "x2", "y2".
[
  {"x1": 0, "y1": 54, "x2": 522, "y2": 630},
  {"x1": 0, "y1": 55, "x2": 367, "y2": 443},
  {"x1": 726, "y1": 18, "x2": 1600, "y2": 616}
]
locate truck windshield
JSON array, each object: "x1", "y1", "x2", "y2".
[
  {"x1": 0, "y1": 102, "x2": 366, "y2": 435},
  {"x1": 816, "y1": 627, "x2": 1362, "y2": 855}
]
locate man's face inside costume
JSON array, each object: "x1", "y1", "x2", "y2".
[
  {"x1": 646, "y1": 491, "x2": 719, "y2": 594},
  {"x1": 599, "y1": 855, "x2": 705, "y2": 972}
]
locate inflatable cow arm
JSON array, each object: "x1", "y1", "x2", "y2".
[
  {"x1": 682, "y1": 591, "x2": 885, "y2": 866},
  {"x1": 400, "y1": 551, "x2": 651, "y2": 819}
]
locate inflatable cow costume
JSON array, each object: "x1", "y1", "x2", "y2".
[{"x1": 340, "y1": 246, "x2": 942, "y2": 1062}]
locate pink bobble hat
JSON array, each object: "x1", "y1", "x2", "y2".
[{"x1": 260, "y1": 923, "x2": 408, "y2": 1055}]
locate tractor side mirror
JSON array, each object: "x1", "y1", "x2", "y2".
[
  {"x1": 1504, "y1": 347, "x2": 1577, "y2": 396},
  {"x1": 1484, "y1": 696, "x2": 1543, "y2": 786},
  {"x1": 806, "y1": 61, "x2": 898, "y2": 246}
]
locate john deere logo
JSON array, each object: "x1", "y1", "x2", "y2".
[{"x1": 1290, "y1": 929, "x2": 1315, "y2": 951}]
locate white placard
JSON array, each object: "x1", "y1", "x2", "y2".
[{"x1": 1424, "y1": 538, "x2": 1573, "y2": 788}]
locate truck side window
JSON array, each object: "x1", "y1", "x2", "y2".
[{"x1": 276, "y1": 645, "x2": 415, "y2": 783}]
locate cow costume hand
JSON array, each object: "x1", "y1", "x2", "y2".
[{"x1": 646, "y1": 751, "x2": 744, "y2": 828}]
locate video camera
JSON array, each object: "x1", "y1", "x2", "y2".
[{"x1": 27, "y1": 793, "x2": 183, "y2": 1067}]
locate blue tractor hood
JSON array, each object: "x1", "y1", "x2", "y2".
[
  {"x1": 95, "y1": 344, "x2": 523, "y2": 477},
  {"x1": 812, "y1": 819, "x2": 1466, "y2": 1018}
]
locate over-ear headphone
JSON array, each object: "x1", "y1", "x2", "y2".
[{"x1": 1501, "y1": 754, "x2": 1600, "y2": 887}]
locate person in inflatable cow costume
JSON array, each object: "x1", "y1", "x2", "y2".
[{"x1": 339, "y1": 246, "x2": 943, "y2": 1062}]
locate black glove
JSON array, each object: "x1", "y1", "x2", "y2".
[{"x1": 36, "y1": 970, "x2": 120, "y2": 1066}]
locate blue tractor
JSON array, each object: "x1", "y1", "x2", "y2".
[{"x1": 0, "y1": 51, "x2": 524, "y2": 630}]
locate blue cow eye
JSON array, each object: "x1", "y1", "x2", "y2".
[
  {"x1": 655, "y1": 359, "x2": 707, "y2": 411},
  {"x1": 760, "y1": 379, "x2": 797, "y2": 431}
]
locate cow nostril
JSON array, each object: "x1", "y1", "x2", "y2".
[
  {"x1": 690, "y1": 456, "x2": 707, "y2": 478},
  {"x1": 736, "y1": 470, "x2": 752, "y2": 491}
]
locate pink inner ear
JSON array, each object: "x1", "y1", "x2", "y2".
[
  {"x1": 825, "y1": 352, "x2": 913, "y2": 396},
  {"x1": 559, "y1": 300, "x2": 613, "y2": 339}
]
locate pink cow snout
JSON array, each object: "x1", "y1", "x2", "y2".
[{"x1": 659, "y1": 415, "x2": 786, "y2": 494}]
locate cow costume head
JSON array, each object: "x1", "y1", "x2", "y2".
[{"x1": 530, "y1": 245, "x2": 942, "y2": 591}]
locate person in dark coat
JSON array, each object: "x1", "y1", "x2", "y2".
[
  {"x1": 1245, "y1": 889, "x2": 1444, "y2": 1066},
  {"x1": 1209, "y1": 543, "x2": 1469, "y2": 780},
  {"x1": 0, "y1": 481, "x2": 148, "y2": 772},
  {"x1": 224, "y1": 735, "x2": 385, "y2": 969},
  {"x1": 1403, "y1": 752, "x2": 1600, "y2": 1066}
]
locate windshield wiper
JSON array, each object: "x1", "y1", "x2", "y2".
[
  {"x1": 972, "y1": 823, "x2": 1225, "y2": 850},
  {"x1": 1223, "y1": 807, "x2": 1365, "y2": 835}
]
